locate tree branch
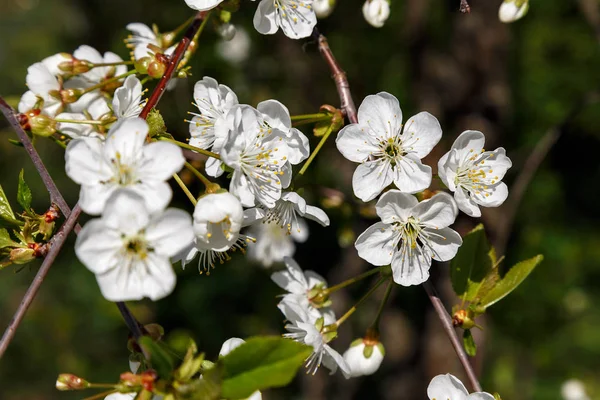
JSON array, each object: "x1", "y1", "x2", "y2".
[
  {"x1": 0, "y1": 203, "x2": 83, "y2": 359},
  {"x1": 423, "y1": 281, "x2": 482, "y2": 392},
  {"x1": 0, "y1": 97, "x2": 80, "y2": 233},
  {"x1": 312, "y1": 28, "x2": 358, "y2": 124},
  {"x1": 139, "y1": 11, "x2": 208, "y2": 119}
]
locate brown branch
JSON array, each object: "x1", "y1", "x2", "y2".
[
  {"x1": 0, "y1": 203, "x2": 83, "y2": 358},
  {"x1": 139, "y1": 11, "x2": 207, "y2": 119},
  {"x1": 312, "y1": 28, "x2": 358, "y2": 125},
  {"x1": 0, "y1": 97, "x2": 81, "y2": 234},
  {"x1": 460, "y1": 0, "x2": 471, "y2": 13},
  {"x1": 423, "y1": 281, "x2": 482, "y2": 392}
]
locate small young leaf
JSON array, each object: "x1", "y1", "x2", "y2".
[
  {"x1": 450, "y1": 224, "x2": 493, "y2": 301},
  {"x1": 138, "y1": 336, "x2": 176, "y2": 379},
  {"x1": 463, "y1": 329, "x2": 477, "y2": 357},
  {"x1": 8, "y1": 139, "x2": 24, "y2": 147},
  {"x1": 218, "y1": 336, "x2": 312, "y2": 399},
  {"x1": 17, "y1": 169, "x2": 33, "y2": 211},
  {"x1": 0, "y1": 184, "x2": 18, "y2": 224},
  {"x1": 0, "y1": 228, "x2": 19, "y2": 249},
  {"x1": 477, "y1": 255, "x2": 543, "y2": 309}
]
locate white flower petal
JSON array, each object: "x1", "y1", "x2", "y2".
[
  {"x1": 138, "y1": 142, "x2": 185, "y2": 181},
  {"x1": 411, "y1": 192, "x2": 458, "y2": 229},
  {"x1": 103, "y1": 118, "x2": 149, "y2": 165},
  {"x1": 253, "y1": 0, "x2": 279, "y2": 35},
  {"x1": 219, "y1": 337, "x2": 246, "y2": 356},
  {"x1": 128, "y1": 181, "x2": 173, "y2": 215},
  {"x1": 102, "y1": 191, "x2": 150, "y2": 234},
  {"x1": 427, "y1": 374, "x2": 470, "y2": 400},
  {"x1": 336, "y1": 124, "x2": 380, "y2": 163},
  {"x1": 303, "y1": 205, "x2": 330, "y2": 227},
  {"x1": 271, "y1": 257, "x2": 308, "y2": 294},
  {"x1": 357, "y1": 92, "x2": 402, "y2": 140},
  {"x1": 352, "y1": 159, "x2": 394, "y2": 202},
  {"x1": 426, "y1": 227, "x2": 462, "y2": 262},
  {"x1": 146, "y1": 209, "x2": 194, "y2": 256},
  {"x1": 400, "y1": 112, "x2": 442, "y2": 159},
  {"x1": 392, "y1": 156, "x2": 432, "y2": 194},
  {"x1": 75, "y1": 219, "x2": 122, "y2": 274},
  {"x1": 390, "y1": 242, "x2": 432, "y2": 286},
  {"x1": 184, "y1": 0, "x2": 225, "y2": 11},
  {"x1": 454, "y1": 187, "x2": 482, "y2": 217},
  {"x1": 375, "y1": 190, "x2": 419, "y2": 224},
  {"x1": 355, "y1": 222, "x2": 395, "y2": 266}
]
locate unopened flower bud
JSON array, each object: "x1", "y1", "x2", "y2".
[
  {"x1": 217, "y1": 23, "x2": 237, "y2": 41},
  {"x1": 362, "y1": 0, "x2": 390, "y2": 28},
  {"x1": 29, "y1": 114, "x2": 56, "y2": 137},
  {"x1": 148, "y1": 59, "x2": 167, "y2": 79},
  {"x1": 56, "y1": 373, "x2": 90, "y2": 391},
  {"x1": 60, "y1": 88, "x2": 82, "y2": 104},
  {"x1": 343, "y1": 337, "x2": 385, "y2": 377},
  {"x1": 314, "y1": 0, "x2": 336, "y2": 18},
  {"x1": 135, "y1": 57, "x2": 152, "y2": 75},
  {"x1": 498, "y1": 0, "x2": 529, "y2": 23}
]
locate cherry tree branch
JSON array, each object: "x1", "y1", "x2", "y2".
[
  {"x1": 139, "y1": 11, "x2": 208, "y2": 119},
  {"x1": 0, "y1": 97, "x2": 80, "y2": 232},
  {"x1": 311, "y1": 30, "x2": 481, "y2": 391},
  {"x1": 0, "y1": 203, "x2": 83, "y2": 358},
  {"x1": 312, "y1": 28, "x2": 358, "y2": 124},
  {"x1": 423, "y1": 281, "x2": 482, "y2": 392}
]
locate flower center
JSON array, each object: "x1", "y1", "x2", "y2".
[
  {"x1": 123, "y1": 234, "x2": 150, "y2": 260},
  {"x1": 454, "y1": 149, "x2": 500, "y2": 198},
  {"x1": 262, "y1": 199, "x2": 299, "y2": 235}
]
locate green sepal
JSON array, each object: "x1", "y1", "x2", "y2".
[
  {"x1": 463, "y1": 329, "x2": 477, "y2": 357},
  {"x1": 362, "y1": 344, "x2": 374, "y2": 359}
]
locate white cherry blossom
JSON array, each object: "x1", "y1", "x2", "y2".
[
  {"x1": 438, "y1": 130, "x2": 512, "y2": 218},
  {"x1": 261, "y1": 191, "x2": 329, "y2": 235},
  {"x1": 65, "y1": 117, "x2": 185, "y2": 215},
  {"x1": 355, "y1": 190, "x2": 462, "y2": 286},
  {"x1": 498, "y1": 0, "x2": 529, "y2": 23},
  {"x1": 219, "y1": 105, "x2": 291, "y2": 208},
  {"x1": 314, "y1": 0, "x2": 335, "y2": 18},
  {"x1": 362, "y1": 0, "x2": 390, "y2": 28},
  {"x1": 113, "y1": 75, "x2": 145, "y2": 120},
  {"x1": 184, "y1": 0, "x2": 225, "y2": 11},
  {"x1": 279, "y1": 300, "x2": 350, "y2": 377},
  {"x1": 336, "y1": 92, "x2": 442, "y2": 202},
  {"x1": 343, "y1": 338, "x2": 385, "y2": 377},
  {"x1": 427, "y1": 374, "x2": 495, "y2": 400},
  {"x1": 272, "y1": 257, "x2": 336, "y2": 323},
  {"x1": 125, "y1": 23, "x2": 176, "y2": 61},
  {"x1": 217, "y1": 26, "x2": 252, "y2": 64},
  {"x1": 75, "y1": 191, "x2": 193, "y2": 302},
  {"x1": 25, "y1": 62, "x2": 64, "y2": 116},
  {"x1": 188, "y1": 76, "x2": 239, "y2": 153},
  {"x1": 246, "y1": 219, "x2": 305, "y2": 267},
  {"x1": 253, "y1": 0, "x2": 317, "y2": 40}
]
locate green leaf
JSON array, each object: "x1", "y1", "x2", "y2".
[
  {"x1": 477, "y1": 255, "x2": 543, "y2": 309},
  {"x1": 0, "y1": 184, "x2": 18, "y2": 224},
  {"x1": 17, "y1": 170, "x2": 32, "y2": 211},
  {"x1": 218, "y1": 336, "x2": 312, "y2": 399},
  {"x1": 0, "y1": 228, "x2": 19, "y2": 249},
  {"x1": 463, "y1": 329, "x2": 477, "y2": 357},
  {"x1": 138, "y1": 336, "x2": 176, "y2": 379},
  {"x1": 450, "y1": 224, "x2": 494, "y2": 301}
]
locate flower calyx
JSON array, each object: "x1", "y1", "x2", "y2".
[
  {"x1": 307, "y1": 283, "x2": 332, "y2": 308},
  {"x1": 452, "y1": 308, "x2": 481, "y2": 330}
]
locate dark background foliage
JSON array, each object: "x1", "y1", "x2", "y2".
[{"x1": 1, "y1": 0, "x2": 600, "y2": 398}]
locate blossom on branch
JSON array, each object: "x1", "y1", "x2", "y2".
[
  {"x1": 184, "y1": 0, "x2": 225, "y2": 11},
  {"x1": 75, "y1": 191, "x2": 194, "y2": 301},
  {"x1": 113, "y1": 75, "x2": 146, "y2": 120},
  {"x1": 427, "y1": 374, "x2": 494, "y2": 400},
  {"x1": 126, "y1": 23, "x2": 176, "y2": 61},
  {"x1": 343, "y1": 337, "x2": 385, "y2": 377},
  {"x1": 355, "y1": 191, "x2": 462, "y2": 286},
  {"x1": 253, "y1": 0, "x2": 317, "y2": 40},
  {"x1": 362, "y1": 0, "x2": 390, "y2": 28},
  {"x1": 336, "y1": 92, "x2": 442, "y2": 202},
  {"x1": 438, "y1": 130, "x2": 512, "y2": 217},
  {"x1": 65, "y1": 117, "x2": 185, "y2": 215}
]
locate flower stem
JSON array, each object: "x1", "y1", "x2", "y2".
[
  {"x1": 157, "y1": 136, "x2": 220, "y2": 159},
  {"x1": 298, "y1": 123, "x2": 334, "y2": 176},
  {"x1": 82, "y1": 390, "x2": 117, "y2": 400},
  {"x1": 325, "y1": 267, "x2": 384, "y2": 295},
  {"x1": 184, "y1": 161, "x2": 213, "y2": 188},
  {"x1": 291, "y1": 113, "x2": 329, "y2": 121},
  {"x1": 370, "y1": 280, "x2": 394, "y2": 331},
  {"x1": 335, "y1": 277, "x2": 389, "y2": 328},
  {"x1": 171, "y1": 14, "x2": 198, "y2": 38},
  {"x1": 291, "y1": 115, "x2": 332, "y2": 127},
  {"x1": 54, "y1": 118, "x2": 110, "y2": 125},
  {"x1": 80, "y1": 70, "x2": 137, "y2": 95},
  {"x1": 173, "y1": 174, "x2": 197, "y2": 206},
  {"x1": 89, "y1": 60, "x2": 134, "y2": 67}
]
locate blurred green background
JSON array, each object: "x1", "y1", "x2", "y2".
[{"x1": 1, "y1": 0, "x2": 600, "y2": 399}]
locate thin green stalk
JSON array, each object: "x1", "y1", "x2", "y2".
[
  {"x1": 184, "y1": 161, "x2": 213, "y2": 188},
  {"x1": 50, "y1": 136, "x2": 67, "y2": 149},
  {"x1": 157, "y1": 137, "x2": 220, "y2": 159},
  {"x1": 171, "y1": 14, "x2": 197, "y2": 37},
  {"x1": 298, "y1": 123, "x2": 334, "y2": 176},
  {"x1": 325, "y1": 267, "x2": 383, "y2": 295},
  {"x1": 82, "y1": 390, "x2": 117, "y2": 400},
  {"x1": 292, "y1": 116, "x2": 332, "y2": 127},
  {"x1": 54, "y1": 118, "x2": 106, "y2": 125},
  {"x1": 290, "y1": 113, "x2": 329, "y2": 121},
  {"x1": 80, "y1": 70, "x2": 137, "y2": 95},
  {"x1": 370, "y1": 280, "x2": 394, "y2": 331},
  {"x1": 336, "y1": 277, "x2": 388, "y2": 327},
  {"x1": 89, "y1": 60, "x2": 134, "y2": 67},
  {"x1": 173, "y1": 174, "x2": 197, "y2": 206}
]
